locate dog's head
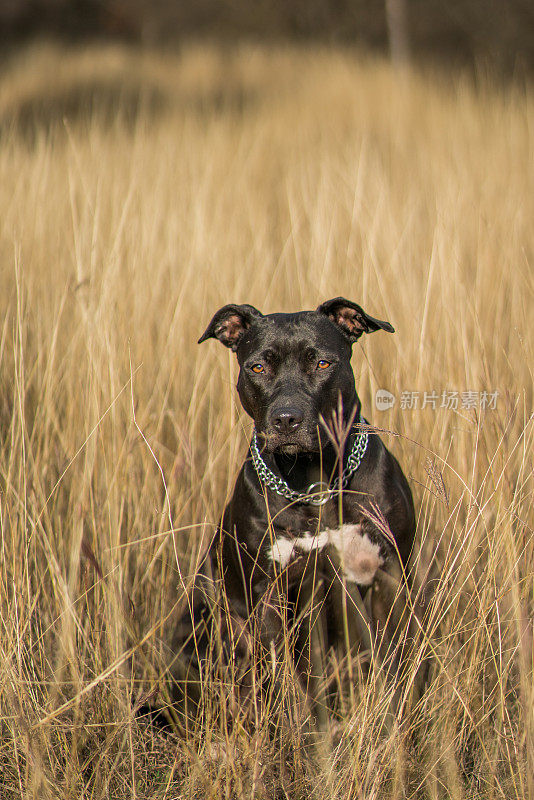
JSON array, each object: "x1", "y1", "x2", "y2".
[{"x1": 199, "y1": 297, "x2": 393, "y2": 454}]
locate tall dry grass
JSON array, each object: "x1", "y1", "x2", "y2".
[{"x1": 0, "y1": 40, "x2": 532, "y2": 799}]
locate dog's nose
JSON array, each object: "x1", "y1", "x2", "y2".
[{"x1": 271, "y1": 407, "x2": 304, "y2": 435}]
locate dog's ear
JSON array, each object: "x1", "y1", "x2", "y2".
[
  {"x1": 198, "y1": 304, "x2": 264, "y2": 351},
  {"x1": 317, "y1": 297, "x2": 394, "y2": 342}
]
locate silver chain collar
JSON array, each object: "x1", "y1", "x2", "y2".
[{"x1": 249, "y1": 420, "x2": 369, "y2": 507}]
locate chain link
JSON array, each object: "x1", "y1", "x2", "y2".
[{"x1": 250, "y1": 420, "x2": 369, "y2": 506}]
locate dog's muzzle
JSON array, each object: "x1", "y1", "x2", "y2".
[{"x1": 263, "y1": 404, "x2": 316, "y2": 453}]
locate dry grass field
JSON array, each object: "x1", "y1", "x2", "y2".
[{"x1": 0, "y1": 41, "x2": 533, "y2": 799}]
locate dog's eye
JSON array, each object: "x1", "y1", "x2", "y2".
[
  {"x1": 317, "y1": 360, "x2": 331, "y2": 370},
  {"x1": 251, "y1": 364, "x2": 265, "y2": 374}
]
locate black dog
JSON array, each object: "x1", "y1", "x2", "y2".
[
  {"x1": 174, "y1": 298, "x2": 417, "y2": 717},
  {"x1": 201, "y1": 298, "x2": 413, "y2": 580}
]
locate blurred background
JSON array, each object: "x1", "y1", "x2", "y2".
[{"x1": 1, "y1": 0, "x2": 534, "y2": 74}]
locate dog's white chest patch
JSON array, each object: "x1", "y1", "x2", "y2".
[{"x1": 268, "y1": 524, "x2": 383, "y2": 586}]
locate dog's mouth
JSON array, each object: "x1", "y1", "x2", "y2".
[
  {"x1": 258, "y1": 428, "x2": 320, "y2": 456},
  {"x1": 275, "y1": 442, "x2": 302, "y2": 456}
]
